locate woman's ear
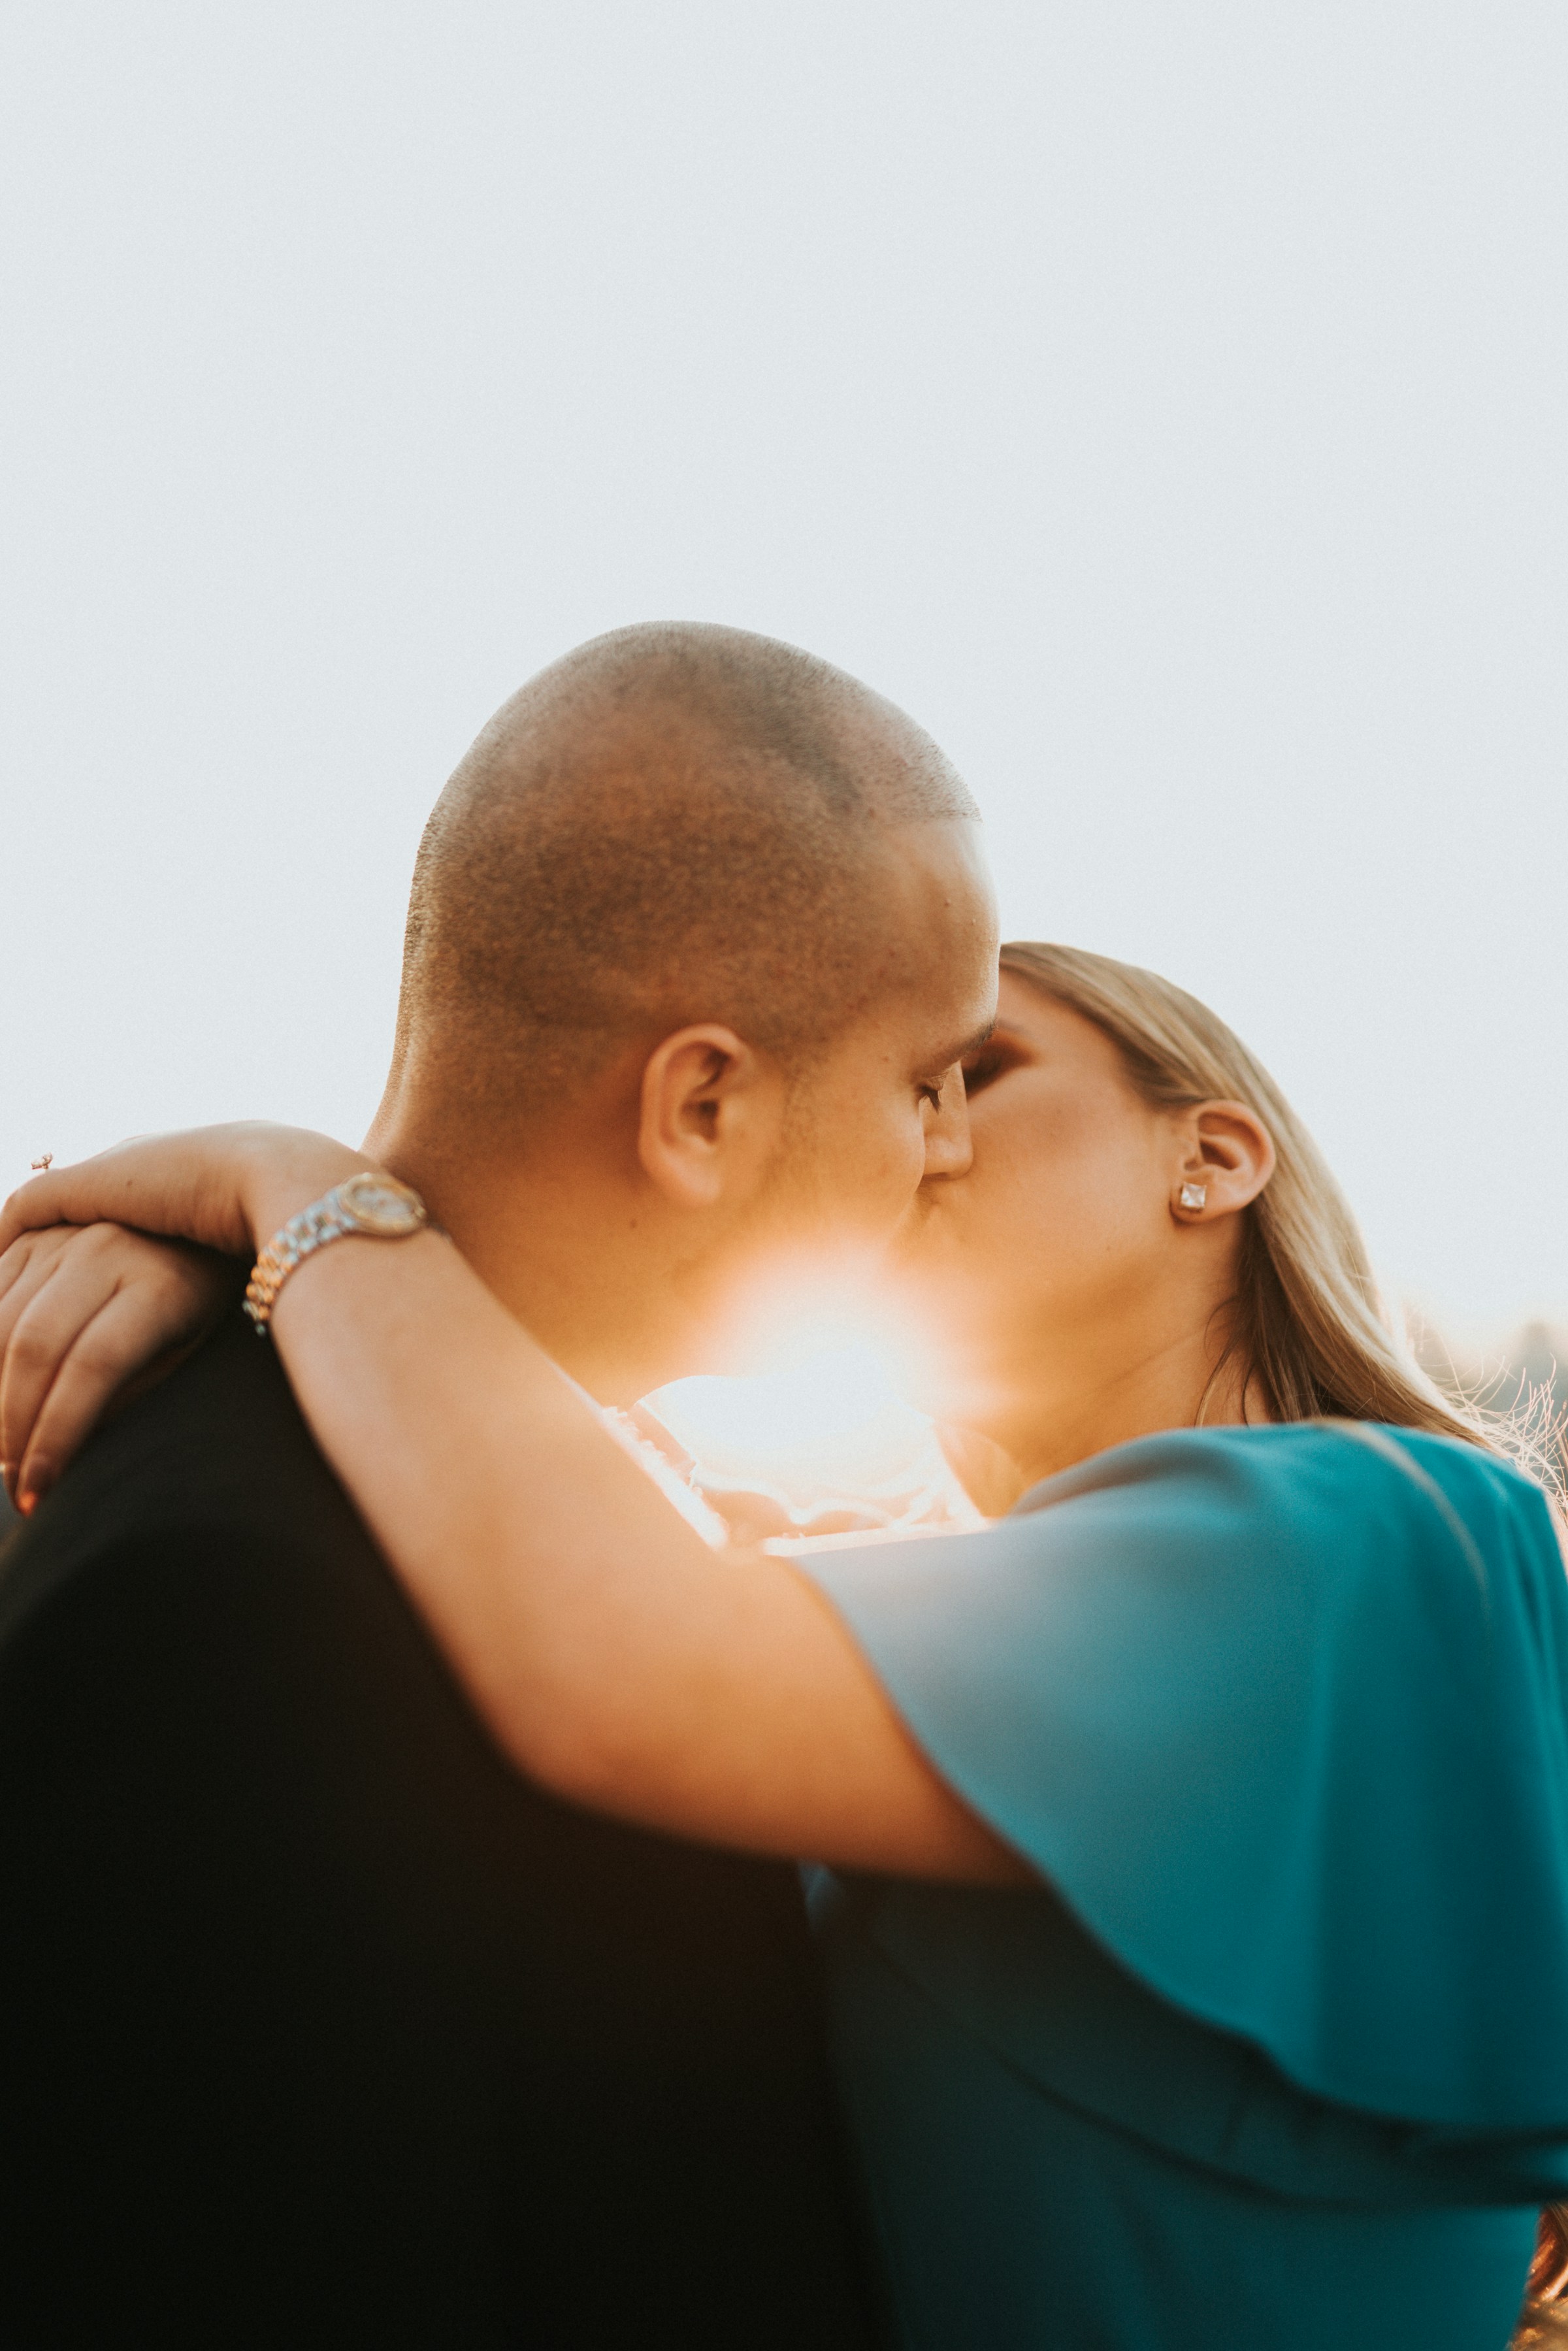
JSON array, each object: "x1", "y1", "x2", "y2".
[
  {"x1": 636, "y1": 1025, "x2": 788, "y2": 1209},
  {"x1": 1169, "y1": 1100, "x2": 1276, "y2": 1224}
]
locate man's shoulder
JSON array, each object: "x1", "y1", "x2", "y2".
[
  {"x1": 44, "y1": 1308, "x2": 356, "y2": 1539},
  {"x1": 0, "y1": 1311, "x2": 374, "y2": 1643}
]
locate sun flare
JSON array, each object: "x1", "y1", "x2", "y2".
[{"x1": 636, "y1": 1311, "x2": 983, "y2": 1545}]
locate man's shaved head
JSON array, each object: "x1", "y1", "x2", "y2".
[{"x1": 393, "y1": 622, "x2": 980, "y2": 1128}]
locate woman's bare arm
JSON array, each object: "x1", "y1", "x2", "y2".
[{"x1": 0, "y1": 1135, "x2": 1024, "y2": 1884}]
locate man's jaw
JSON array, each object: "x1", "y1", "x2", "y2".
[
  {"x1": 501, "y1": 1234, "x2": 902, "y2": 1411},
  {"x1": 368, "y1": 1117, "x2": 903, "y2": 1407}
]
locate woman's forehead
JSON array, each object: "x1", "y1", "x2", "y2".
[{"x1": 994, "y1": 974, "x2": 1113, "y2": 1055}]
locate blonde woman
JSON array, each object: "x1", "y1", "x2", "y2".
[{"x1": 4, "y1": 945, "x2": 1568, "y2": 2351}]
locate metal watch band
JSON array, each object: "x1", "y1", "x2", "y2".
[{"x1": 243, "y1": 1171, "x2": 429, "y2": 1333}]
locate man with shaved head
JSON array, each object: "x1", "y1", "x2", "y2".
[
  {"x1": 0, "y1": 625, "x2": 997, "y2": 2345},
  {"x1": 367, "y1": 625, "x2": 994, "y2": 1404},
  {"x1": 400, "y1": 623, "x2": 977, "y2": 1100}
]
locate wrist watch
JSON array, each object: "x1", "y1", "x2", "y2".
[{"x1": 243, "y1": 1170, "x2": 429, "y2": 1333}]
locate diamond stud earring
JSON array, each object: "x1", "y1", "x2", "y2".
[{"x1": 1178, "y1": 1181, "x2": 1207, "y2": 1211}]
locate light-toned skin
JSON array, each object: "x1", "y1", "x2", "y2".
[
  {"x1": 0, "y1": 964, "x2": 1273, "y2": 1887},
  {"x1": 891, "y1": 972, "x2": 1277, "y2": 1499}
]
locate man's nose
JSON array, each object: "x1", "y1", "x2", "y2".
[{"x1": 921, "y1": 1070, "x2": 973, "y2": 1180}]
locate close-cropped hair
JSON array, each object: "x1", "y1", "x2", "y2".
[
  {"x1": 393, "y1": 623, "x2": 977, "y2": 1123},
  {"x1": 999, "y1": 941, "x2": 1563, "y2": 1498}
]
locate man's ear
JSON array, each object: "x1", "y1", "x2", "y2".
[
  {"x1": 1170, "y1": 1100, "x2": 1277, "y2": 1223},
  {"x1": 637, "y1": 1026, "x2": 788, "y2": 1209}
]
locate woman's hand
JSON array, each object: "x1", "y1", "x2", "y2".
[
  {"x1": 0, "y1": 1122, "x2": 368, "y2": 1511},
  {"x1": 0, "y1": 1225, "x2": 239, "y2": 1510},
  {"x1": 0, "y1": 1122, "x2": 367, "y2": 1265}
]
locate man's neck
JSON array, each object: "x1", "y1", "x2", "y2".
[{"x1": 362, "y1": 1117, "x2": 708, "y2": 1407}]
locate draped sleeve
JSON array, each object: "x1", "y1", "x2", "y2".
[{"x1": 802, "y1": 1422, "x2": 1568, "y2": 2133}]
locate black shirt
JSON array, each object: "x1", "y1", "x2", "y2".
[{"x1": 0, "y1": 1314, "x2": 881, "y2": 2348}]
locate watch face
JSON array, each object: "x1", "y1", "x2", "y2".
[{"x1": 338, "y1": 1170, "x2": 428, "y2": 1237}]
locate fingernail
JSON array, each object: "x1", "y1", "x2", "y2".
[{"x1": 16, "y1": 1490, "x2": 37, "y2": 1517}]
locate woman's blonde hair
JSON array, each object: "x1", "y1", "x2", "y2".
[{"x1": 1000, "y1": 941, "x2": 1556, "y2": 1473}]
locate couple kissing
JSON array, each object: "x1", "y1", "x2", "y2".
[{"x1": 2, "y1": 623, "x2": 1567, "y2": 2351}]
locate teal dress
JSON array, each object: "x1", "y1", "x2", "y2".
[{"x1": 802, "y1": 1423, "x2": 1568, "y2": 2350}]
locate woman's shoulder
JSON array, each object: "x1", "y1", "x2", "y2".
[
  {"x1": 1012, "y1": 1417, "x2": 1559, "y2": 1575},
  {"x1": 806, "y1": 1414, "x2": 1568, "y2": 2133}
]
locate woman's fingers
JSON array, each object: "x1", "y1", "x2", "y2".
[
  {"x1": 0, "y1": 1153, "x2": 180, "y2": 1251},
  {"x1": 0, "y1": 1170, "x2": 74, "y2": 1251},
  {"x1": 0, "y1": 1123, "x2": 339, "y2": 1261},
  {"x1": 0, "y1": 1124, "x2": 368, "y2": 1507},
  {"x1": 0, "y1": 1134, "x2": 244, "y2": 1258},
  {"x1": 1, "y1": 1226, "x2": 235, "y2": 1507},
  {"x1": 0, "y1": 1231, "x2": 86, "y2": 1491},
  {"x1": 1, "y1": 1225, "x2": 140, "y2": 1496},
  {"x1": 12, "y1": 1287, "x2": 176, "y2": 1509},
  {"x1": 0, "y1": 1226, "x2": 77, "y2": 1324}
]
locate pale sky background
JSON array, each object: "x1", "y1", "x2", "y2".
[{"x1": 2, "y1": 4, "x2": 1565, "y2": 1341}]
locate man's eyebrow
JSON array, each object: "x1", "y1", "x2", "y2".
[{"x1": 931, "y1": 1019, "x2": 994, "y2": 1068}]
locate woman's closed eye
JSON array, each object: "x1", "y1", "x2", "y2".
[{"x1": 961, "y1": 1042, "x2": 1024, "y2": 1100}]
